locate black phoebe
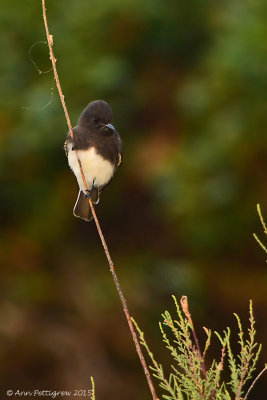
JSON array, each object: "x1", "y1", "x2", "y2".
[{"x1": 64, "y1": 100, "x2": 122, "y2": 221}]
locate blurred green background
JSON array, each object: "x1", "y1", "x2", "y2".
[{"x1": 0, "y1": 0, "x2": 266, "y2": 398}]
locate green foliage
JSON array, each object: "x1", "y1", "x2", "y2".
[
  {"x1": 133, "y1": 296, "x2": 265, "y2": 400},
  {"x1": 253, "y1": 204, "x2": 267, "y2": 259},
  {"x1": 90, "y1": 376, "x2": 95, "y2": 400}
]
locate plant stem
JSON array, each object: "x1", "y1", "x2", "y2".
[
  {"x1": 41, "y1": 2, "x2": 159, "y2": 399},
  {"x1": 180, "y1": 296, "x2": 207, "y2": 377},
  {"x1": 243, "y1": 365, "x2": 267, "y2": 400}
]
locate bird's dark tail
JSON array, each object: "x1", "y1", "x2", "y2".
[{"x1": 73, "y1": 188, "x2": 100, "y2": 221}]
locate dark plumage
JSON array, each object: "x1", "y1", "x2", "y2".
[{"x1": 65, "y1": 100, "x2": 122, "y2": 221}]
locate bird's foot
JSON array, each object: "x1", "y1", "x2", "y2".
[
  {"x1": 84, "y1": 190, "x2": 92, "y2": 199},
  {"x1": 84, "y1": 179, "x2": 96, "y2": 199}
]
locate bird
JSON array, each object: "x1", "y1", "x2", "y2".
[{"x1": 64, "y1": 100, "x2": 122, "y2": 221}]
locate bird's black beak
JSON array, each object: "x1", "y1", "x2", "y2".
[
  {"x1": 104, "y1": 123, "x2": 115, "y2": 132},
  {"x1": 99, "y1": 122, "x2": 115, "y2": 134}
]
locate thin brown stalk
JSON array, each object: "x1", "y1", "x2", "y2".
[
  {"x1": 235, "y1": 306, "x2": 257, "y2": 400},
  {"x1": 235, "y1": 350, "x2": 252, "y2": 400},
  {"x1": 164, "y1": 314, "x2": 205, "y2": 398},
  {"x1": 180, "y1": 296, "x2": 207, "y2": 377},
  {"x1": 243, "y1": 365, "x2": 267, "y2": 400},
  {"x1": 41, "y1": 2, "x2": 159, "y2": 399}
]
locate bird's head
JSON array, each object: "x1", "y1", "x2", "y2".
[{"x1": 78, "y1": 100, "x2": 116, "y2": 134}]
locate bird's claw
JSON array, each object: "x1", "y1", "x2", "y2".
[
  {"x1": 84, "y1": 179, "x2": 96, "y2": 199},
  {"x1": 84, "y1": 190, "x2": 92, "y2": 199}
]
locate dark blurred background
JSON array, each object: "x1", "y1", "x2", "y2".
[{"x1": 0, "y1": 0, "x2": 266, "y2": 398}]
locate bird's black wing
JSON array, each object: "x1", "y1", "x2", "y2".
[
  {"x1": 117, "y1": 152, "x2": 122, "y2": 166},
  {"x1": 116, "y1": 132, "x2": 122, "y2": 167}
]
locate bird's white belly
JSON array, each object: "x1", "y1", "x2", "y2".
[{"x1": 68, "y1": 146, "x2": 114, "y2": 191}]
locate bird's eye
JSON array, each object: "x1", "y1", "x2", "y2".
[{"x1": 94, "y1": 118, "x2": 100, "y2": 123}]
